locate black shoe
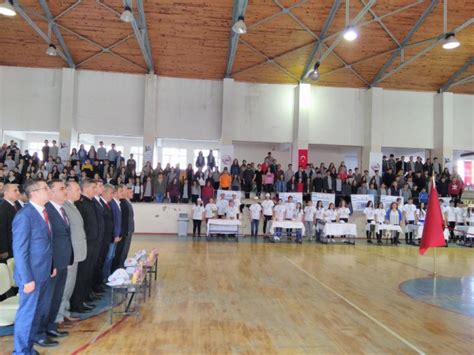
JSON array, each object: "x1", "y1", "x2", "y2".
[
  {"x1": 367, "y1": 240, "x2": 373, "y2": 244},
  {"x1": 83, "y1": 303, "x2": 95, "y2": 310},
  {"x1": 47, "y1": 330, "x2": 69, "y2": 338},
  {"x1": 35, "y1": 338, "x2": 59, "y2": 347},
  {"x1": 71, "y1": 307, "x2": 92, "y2": 314}
]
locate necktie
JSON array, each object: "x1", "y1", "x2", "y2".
[
  {"x1": 43, "y1": 209, "x2": 51, "y2": 235},
  {"x1": 60, "y1": 207, "x2": 69, "y2": 225}
]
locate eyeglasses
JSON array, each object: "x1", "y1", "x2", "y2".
[{"x1": 31, "y1": 187, "x2": 49, "y2": 192}]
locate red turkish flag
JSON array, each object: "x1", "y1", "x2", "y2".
[
  {"x1": 298, "y1": 149, "x2": 308, "y2": 168},
  {"x1": 419, "y1": 180, "x2": 446, "y2": 255}
]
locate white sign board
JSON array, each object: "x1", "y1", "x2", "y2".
[
  {"x1": 311, "y1": 192, "x2": 336, "y2": 208},
  {"x1": 217, "y1": 189, "x2": 242, "y2": 201},
  {"x1": 59, "y1": 142, "x2": 70, "y2": 162},
  {"x1": 220, "y1": 145, "x2": 234, "y2": 170},
  {"x1": 351, "y1": 194, "x2": 375, "y2": 211},
  {"x1": 369, "y1": 152, "x2": 383, "y2": 175},
  {"x1": 279, "y1": 192, "x2": 303, "y2": 204},
  {"x1": 380, "y1": 195, "x2": 404, "y2": 208}
]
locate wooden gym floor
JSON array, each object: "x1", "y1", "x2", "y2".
[{"x1": 1, "y1": 235, "x2": 473, "y2": 354}]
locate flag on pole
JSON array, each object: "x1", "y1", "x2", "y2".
[{"x1": 419, "y1": 178, "x2": 446, "y2": 255}]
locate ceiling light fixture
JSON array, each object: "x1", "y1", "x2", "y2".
[
  {"x1": 0, "y1": 0, "x2": 16, "y2": 17},
  {"x1": 120, "y1": 5, "x2": 133, "y2": 23},
  {"x1": 232, "y1": 16, "x2": 247, "y2": 34},
  {"x1": 310, "y1": 62, "x2": 320, "y2": 81},
  {"x1": 46, "y1": 44, "x2": 58, "y2": 56},
  {"x1": 343, "y1": 26, "x2": 358, "y2": 41},
  {"x1": 442, "y1": 33, "x2": 460, "y2": 49}
]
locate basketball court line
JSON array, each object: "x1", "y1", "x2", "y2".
[{"x1": 284, "y1": 256, "x2": 426, "y2": 355}]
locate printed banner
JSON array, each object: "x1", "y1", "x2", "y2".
[
  {"x1": 143, "y1": 144, "x2": 153, "y2": 164},
  {"x1": 217, "y1": 189, "x2": 242, "y2": 201},
  {"x1": 279, "y1": 192, "x2": 303, "y2": 204},
  {"x1": 351, "y1": 194, "x2": 375, "y2": 211},
  {"x1": 311, "y1": 192, "x2": 336, "y2": 208},
  {"x1": 464, "y1": 161, "x2": 472, "y2": 186},
  {"x1": 59, "y1": 142, "x2": 69, "y2": 162},
  {"x1": 298, "y1": 149, "x2": 308, "y2": 168},
  {"x1": 380, "y1": 195, "x2": 404, "y2": 208},
  {"x1": 369, "y1": 152, "x2": 383, "y2": 175}
]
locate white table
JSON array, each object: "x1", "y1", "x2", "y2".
[
  {"x1": 270, "y1": 221, "x2": 305, "y2": 242},
  {"x1": 206, "y1": 219, "x2": 241, "y2": 242},
  {"x1": 415, "y1": 225, "x2": 450, "y2": 241},
  {"x1": 454, "y1": 226, "x2": 474, "y2": 247},
  {"x1": 322, "y1": 223, "x2": 357, "y2": 244}
]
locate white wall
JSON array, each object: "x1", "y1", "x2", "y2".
[
  {"x1": 309, "y1": 145, "x2": 361, "y2": 170},
  {"x1": 0, "y1": 67, "x2": 61, "y2": 132},
  {"x1": 382, "y1": 90, "x2": 435, "y2": 149},
  {"x1": 75, "y1": 70, "x2": 145, "y2": 136},
  {"x1": 453, "y1": 94, "x2": 474, "y2": 151},
  {"x1": 228, "y1": 82, "x2": 295, "y2": 143},
  {"x1": 308, "y1": 87, "x2": 366, "y2": 146},
  {"x1": 233, "y1": 142, "x2": 291, "y2": 167},
  {"x1": 156, "y1": 77, "x2": 222, "y2": 140}
]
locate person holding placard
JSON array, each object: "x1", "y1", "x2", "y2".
[
  {"x1": 385, "y1": 202, "x2": 402, "y2": 245},
  {"x1": 363, "y1": 201, "x2": 375, "y2": 244}
]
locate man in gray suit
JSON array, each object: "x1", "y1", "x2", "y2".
[{"x1": 55, "y1": 181, "x2": 87, "y2": 327}]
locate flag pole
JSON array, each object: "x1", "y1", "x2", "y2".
[{"x1": 432, "y1": 174, "x2": 437, "y2": 277}]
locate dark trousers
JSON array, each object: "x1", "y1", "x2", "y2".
[
  {"x1": 193, "y1": 220, "x2": 202, "y2": 237},
  {"x1": 263, "y1": 215, "x2": 272, "y2": 235},
  {"x1": 94, "y1": 234, "x2": 110, "y2": 291},
  {"x1": 244, "y1": 181, "x2": 252, "y2": 199},
  {"x1": 119, "y1": 235, "x2": 132, "y2": 268},
  {"x1": 13, "y1": 280, "x2": 49, "y2": 354},
  {"x1": 405, "y1": 220, "x2": 415, "y2": 243},
  {"x1": 37, "y1": 268, "x2": 68, "y2": 340},
  {"x1": 251, "y1": 219, "x2": 259, "y2": 237},
  {"x1": 71, "y1": 241, "x2": 99, "y2": 308}
]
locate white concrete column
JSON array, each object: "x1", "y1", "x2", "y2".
[
  {"x1": 433, "y1": 92, "x2": 454, "y2": 170},
  {"x1": 58, "y1": 68, "x2": 78, "y2": 151},
  {"x1": 220, "y1": 78, "x2": 235, "y2": 168},
  {"x1": 291, "y1": 83, "x2": 310, "y2": 167},
  {"x1": 361, "y1": 87, "x2": 384, "y2": 171},
  {"x1": 143, "y1": 74, "x2": 158, "y2": 166}
]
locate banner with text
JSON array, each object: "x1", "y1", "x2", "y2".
[
  {"x1": 351, "y1": 194, "x2": 375, "y2": 211},
  {"x1": 311, "y1": 192, "x2": 335, "y2": 208},
  {"x1": 279, "y1": 192, "x2": 303, "y2": 204},
  {"x1": 220, "y1": 145, "x2": 234, "y2": 170},
  {"x1": 217, "y1": 190, "x2": 242, "y2": 201},
  {"x1": 380, "y1": 195, "x2": 404, "y2": 208}
]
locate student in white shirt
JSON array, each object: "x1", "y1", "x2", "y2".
[
  {"x1": 216, "y1": 193, "x2": 228, "y2": 219},
  {"x1": 416, "y1": 202, "x2": 427, "y2": 224},
  {"x1": 261, "y1": 193, "x2": 274, "y2": 238},
  {"x1": 403, "y1": 198, "x2": 417, "y2": 244},
  {"x1": 363, "y1": 200, "x2": 375, "y2": 244},
  {"x1": 337, "y1": 199, "x2": 351, "y2": 242},
  {"x1": 374, "y1": 202, "x2": 386, "y2": 244},
  {"x1": 294, "y1": 202, "x2": 304, "y2": 243},
  {"x1": 303, "y1": 200, "x2": 317, "y2": 241},
  {"x1": 225, "y1": 200, "x2": 239, "y2": 220},
  {"x1": 249, "y1": 197, "x2": 262, "y2": 239},
  {"x1": 315, "y1": 200, "x2": 324, "y2": 241},
  {"x1": 455, "y1": 201, "x2": 466, "y2": 243},
  {"x1": 205, "y1": 198, "x2": 217, "y2": 223},
  {"x1": 324, "y1": 203, "x2": 337, "y2": 242},
  {"x1": 273, "y1": 199, "x2": 286, "y2": 238},
  {"x1": 445, "y1": 200, "x2": 457, "y2": 242},
  {"x1": 284, "y1": 196, "x2": 296, "y2": 238},
  {"x1": 191, "y1": 198, "x2": 205, "y2": 239}
]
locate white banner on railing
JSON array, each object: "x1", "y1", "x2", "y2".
[
  {"x1": 311, "y1": 192, "x2": 335, "y2": 208},
  {"x1": 217, "y1": 189, "x2": 242, "y2": 201},
  {"x1": 351, "y1": 194, "x2": 375, "y2": 211},
  {"x1": 278, "y1": 192, "x2": 303, "y2": 204},
  {"x1": 380, "y1": 195, "x2": 404, "y2": 208}
]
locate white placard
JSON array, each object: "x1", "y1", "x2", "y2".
[
  {"x1": 59, "y1": 142, "x2": 69, "y2": 162},
  {"x1": 351, "y1": 194, "x2": 375, "y2": 211},
  {"x1": 220, "y1": 145, "x2": 234, "y2": 170},
  {"x1": 143, "y1": 144, "x2": 153, "y2": 164},
  {"x1": 217, "y1": 189, "x2": 242, "y2": 201},
  {"x1": 311, "y1": 192, "x2": 335, "y2": 208},
  {"x1": 380, "y1": 195, "x2": 404, "y2": 208},
  {"x1": 439, "y1": 197, "x2": 452, "y2": 207},
  {"x1": 278, "y1": 192, "x2": 303, "y2": 204},
  {"x1": 369, "y1": 152, "x2": 383, "y2": 175}
]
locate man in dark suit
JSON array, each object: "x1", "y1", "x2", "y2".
[
  {"x1": 70, "y1": 178, "x2": 99, "y2": 313},
  {"x1": 91, "y1": 180, "x2": 107, "y2": 296},
  {"x1": 118, "y1": 185, "x2": 135, "y2": 268},
  {"x1": 102, "y1": 184, "x2": 121, "y2": 280},
  {"x1": 112, "y1": 185, "x2": 128, "y2": 272},
  {"x1": 12, "y1": 179, "x2": 55, "y2": 354},
  {"x1": 36, "y1": 180, "x2": 73, "y2": 345},
  {"x1": 322, "y1": 171, "x2": 335, "y2": 193},
  {"x1": 0, "y1": 183, "x2": 20, "y2": 262}
]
